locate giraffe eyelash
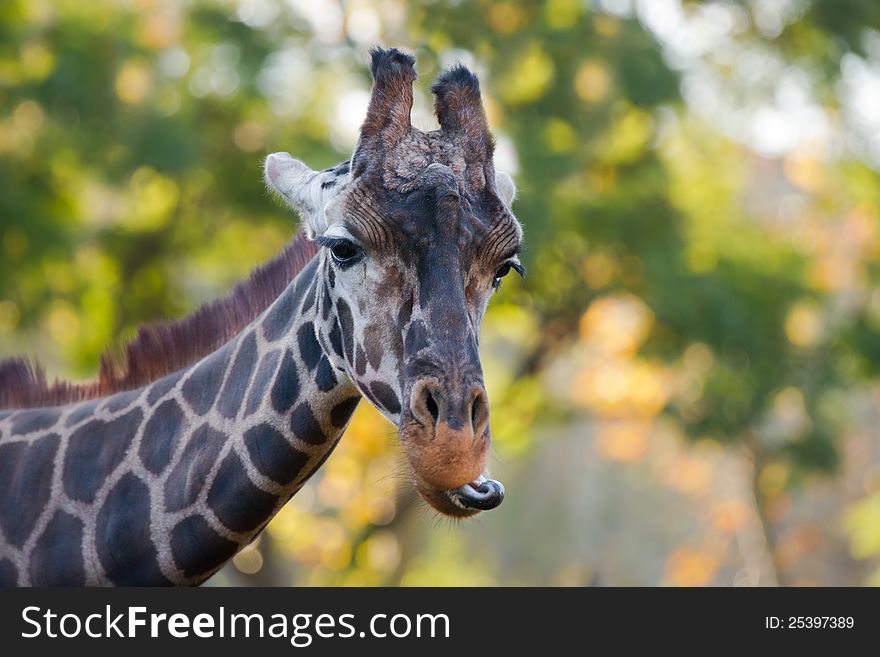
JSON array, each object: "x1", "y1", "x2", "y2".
[{"x1": 314, "y1": 235, "x2": 359, "y2": 250}]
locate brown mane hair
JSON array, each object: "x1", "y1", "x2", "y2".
[{"x1": 0, "y1": 232, "x2": 318, "y2": 410}]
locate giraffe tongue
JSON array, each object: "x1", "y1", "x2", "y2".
[{"x1": 452, "y1": 476, "x2": 505, "y2": 511}]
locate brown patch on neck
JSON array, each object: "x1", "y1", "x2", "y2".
[{"x1": 0, "y1": 232, "x2": 318, "y2": 410}]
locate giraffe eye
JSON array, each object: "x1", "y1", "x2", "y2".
[
  {"x1": 492, "y1": 260, "x2": 525, "y2": 290},
  {"x1": 320, "y1": 238, "x2": 362, "y2": 267},
  {"x1": 330, "y1": 242, "x2": 357, "y2": 262},
  {"x1": 492, "y1": 263, "x2": 512, "y2": 289}
]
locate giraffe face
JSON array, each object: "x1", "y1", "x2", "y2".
[
  {"x1": 316, "y1": 167, "x2": 521, "y2": 517},
  {"x1": 264, "y1": 48, "x2": 522, "y2": 516}
]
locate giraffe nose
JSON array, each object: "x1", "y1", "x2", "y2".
[{"x1": 409, "y1": 379, "x2": 489, "y2": 439}]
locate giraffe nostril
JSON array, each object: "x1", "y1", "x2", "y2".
[
  {"x1": 409, "y1": 379, "x2": 444, "y2": 429},
  {"x1": 470, "y1": 388, "x2": 489, "y2": 438},
  {"x1": 425, "y1": 391, "x2": 439, "y2": 424}
]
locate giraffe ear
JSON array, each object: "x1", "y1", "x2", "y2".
[
  {"x1": 264, "y1": 152, "x2": 339, "y2": 237},
  {"x1": 495, "y1": 170, "x2": 516, "y2": 207}
]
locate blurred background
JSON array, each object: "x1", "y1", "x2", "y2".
[{"x1": 2, "y1": 0, "x2": 880, "y2": 586}]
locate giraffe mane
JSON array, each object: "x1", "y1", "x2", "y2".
[{"x1": 0, "y1": 231, "x2": 318, "y2": 410}]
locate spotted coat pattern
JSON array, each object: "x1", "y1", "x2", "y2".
[{"x1": 0, "y1": 256, "x2": 362, "y2": 586}]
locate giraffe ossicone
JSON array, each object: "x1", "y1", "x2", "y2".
[{"x1": 0, "y1": 47, "x2": 523, "y2": 586}]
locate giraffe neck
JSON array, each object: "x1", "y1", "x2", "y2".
[{"x1": 0, "y1": 254, "x2": 362, "y2": 586}]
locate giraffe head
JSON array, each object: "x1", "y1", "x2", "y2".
[{"x1": 264, "y1": 48, "x2": 522, "y2": 517}]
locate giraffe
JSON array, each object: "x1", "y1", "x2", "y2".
[{"x1": 0, "y1": 48, "x2": 523, "y2": 586}]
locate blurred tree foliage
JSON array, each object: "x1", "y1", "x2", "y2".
[{"x1": 2, "y1": 0, "x2": 880, "y2": 584}]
